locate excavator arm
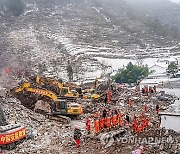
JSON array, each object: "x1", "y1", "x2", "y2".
[
  {"x1": 25, "y1": 88, "x2": 58, "y2": 101},
  {"x1": 35, "y1": 76, "x2": 79, "y2": 98},
  {"x1": 36, "y1": 75, "x2": 63, "y2": 90},
  {"x1": 15, "y1": 83, "x2": 58, "y2": 101}
]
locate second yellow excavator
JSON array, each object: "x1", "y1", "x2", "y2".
[
  {"x1": 36, "y1": 76, "x2": 79, "y2": 99},
  {"x1": 35, "y1": 75, "x2": 100, "y2": 99}
]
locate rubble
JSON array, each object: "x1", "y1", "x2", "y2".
[
  {"x1": 0, "y1": 81, "x2": 180, "y2": 154},
  {"x1": 0, "y1": 96, "x2": 71, "y2": 154}
]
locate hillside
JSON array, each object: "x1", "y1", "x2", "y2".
[
  {"x1": 126, "y1": 0, "x2": 180, "y2": 38},
  {"x1": 0, "y1": 0, "x2": 180, "y2": 86}
]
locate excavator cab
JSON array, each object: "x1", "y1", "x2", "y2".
[
  {"x1": 61, "y1": 88, "x2": 69, "y2": 96},
  {"x1": 62, "y1": 87, "x2": 79, "y2": 98},
  {"x1": 67, "y1": 102, "x2": 83, "y2": 115},
  {"x1": 55, "y1": 99, "x2": 67, "y2": 114},
  {"x1": 54, "y1": 99, "x2": 82, "y2": 116}
]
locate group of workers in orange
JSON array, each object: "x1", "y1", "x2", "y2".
[
  {"x1": 132, "y1": 114, "x2": 149, "y2": 133},
  {"x1": 86, "y1": 109, "x2": 123, "y2": 134},
  {"x1": 142, "y1": 85, "x2": 157, "y2": 94},
  {"x1": 86, "y1": 110, "x2": 149, "y2": 134},
  {"x1": 93, "y1": 109, "x2": 123, "y2": 134}
]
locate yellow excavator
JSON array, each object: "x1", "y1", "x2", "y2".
[
  {"x1": 35, "y1": 75, "x2": 100, "y2": 99},
  {"x1": 14, "y1": 83, "x2": 83, "y2": 123},
  {"x1": 81, "y1": 77, "x2": 100, "y2": 99},
  {"x1": 36, "y1": 76, "x2": 79, "y2": 99}
]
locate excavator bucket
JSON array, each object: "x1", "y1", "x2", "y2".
[{"x1": 91, "y1": 93, "x2": 100, "y2": 99}]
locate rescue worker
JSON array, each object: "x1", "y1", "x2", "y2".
[
  {"x1": 99, "y1": 116, "x2": 105, "y2": 131},
  {"x1": 132, "y1": 116, "x2": 137, "y2": 133},
  {"x1": 105, "y1": 112, "x2": 111, "y2": 131},
  {"x1": 143, "y1": 116, "x2": 149, "y2": 129},
  {"x1": 94, "y1": 118, "x2": 100, "y2": 134},
  {"x1": 94, "y1": 111, "x2": 99, "y2": 119},
  {"x1": 102, "y1": 108, "x2": 107, "y2": 119},
  {"x1": 73, "y1": 127, "x2": 82, "y2": 148},
  {"x1": 156, "y1": 104, "x2": 160, "y2": 114},
  {"x1": 136, "y1": 120, "x2": 143, "y2": 133},
  {"x1": 112, "y1": 111, "x2": 117, "y2": 128},
  {"x1": 124, "y1": 113, "x2": 130, "y2": 127},
  {"x1": 86, "y1": 117, "x2": 91, "y2": 134},
  {"x1": 129, "y1": 99, "x2": 133, "y2": 108},
  {"x1": 117, "y1": 111, "x2": 123, "y2": 127},
  {"x1": 138, "y1": 114, "x2": 146, "y2": 133},
  {"x1": 153, "y1": 85, "x2": 157, "y2": 93},
  {"x1": 104, "y1": 95, "x2": 108, "y2": 104},
  {"x1": 142, "y1": 88, "x2": 145, "y2": 94},
  {"x1": 144, "y1": 103, "x2": 148, "y2": 112},
  {"x1": 145, "y1": 86, "x2": 148, "y2": 94}
]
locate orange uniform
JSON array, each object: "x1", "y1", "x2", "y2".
[
  {"x1": 132, "y1": 118, "x2": 138, "y2": 132},
  {"x1": 112, "y1": 114, "x2": 117, "y2": 127},
  {"x1": 145, "y1": 87, "x2": 149, "y2": 93},
  {"x1": 118, "y1": 112, "x2": 123, "y2": 127},
  {"x1": 94, "y1": 119, "x2": 100, "y2": 134},
  {"x1": 143, "y1": 117, "x2": 149, "y2": 128},
  {"x1": 137, "y1": 123, "x2": 143, "y2": 133},
  {"x1": 144, "y1": 104, "x2": 148, "y2": 112},
  {"x1": 106, "y1": 90, "x2": 111, "y2": 103},
  {"x1": 106, "y1": 116, "x2": 111, "y2": 128},
  {"x1": 129, "y1": 99, "x2": 133, "y2": 107},
  {"x1": 100, "y1": 118, "x2": 105, "y2": 130},
  {"x1": 86, "y1": 117, "x2": 91, "y2": 133}
]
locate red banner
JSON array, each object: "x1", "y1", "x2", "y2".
[{"x1": 0, "y1": 128, "x2": 26, "y2": 145}]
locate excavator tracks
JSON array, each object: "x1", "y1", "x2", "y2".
[{"x1": 45, "y1": 114, "x2": 71, "y2": 124}]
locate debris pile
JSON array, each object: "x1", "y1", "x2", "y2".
[
  {"x1": 0, "y1": 96, "x2": 74, "y2": 154},
  {"x1": 0, "y1": 82, "x2": 180, "y2": 154}
]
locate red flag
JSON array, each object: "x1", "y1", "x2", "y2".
[
  {"x1": 17, "y1": 68, "x2": 22, "y2": 77},
  {"x1": 106, "y1": 90, "x2": 111, "y2": 102},
  {"x1": 6, "y1": 67, "x2": 11, "y2": 75}
]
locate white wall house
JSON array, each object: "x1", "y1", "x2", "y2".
[
  {"x1": 149, "y1": 57, "x2": 178, "y2": 75},
  {"x1": 149, "y1": 64, "x2": 167, "y2": 75},
  {"x1": 157, "y1": 57, "x2": 178, "y2": 65},
  {"x1": 139, "y1": 75, "x2": 169, "y2": 89},
  {"x1": 139, "y1": 57, "x2": 178, "y2": 89},
  {"x1": 160, "y1": 113, "x2": 180, "y2": 132}
]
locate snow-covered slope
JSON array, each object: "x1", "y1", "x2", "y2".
[{"x1": 0, "y1": 0, "x2": 180, "y2": 86}]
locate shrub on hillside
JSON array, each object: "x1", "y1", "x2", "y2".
[{"x1": 112, "y1": 62, "x2": 149, "y2": 85}]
